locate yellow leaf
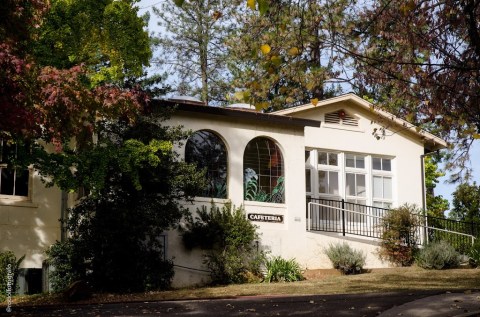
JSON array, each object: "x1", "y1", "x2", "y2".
[
  {"x1": 286, "y1": 97, "x2": 294, "y2": 103},
  {"x1": 311, "y1": 98, "x2": 319, "y2": 106},
  {"x1": 306, "y1": 82, "x2": 315, "y2": 90},
  {"x1": 247, "y1": 0, "x2": 255, "y2": 10},
  {"x1": 255, "y1": 102, "x2": 269, "y2": 111},
  {"x1": 473, "y1": 133, "x2": 480, "y2": 139},
  {"x1": 260, "y1": 44, "x2": 271, "y2": 55},
  {"x1": 288, "y1": 47, "x2": 300, "y2": 56},
  {"x1": 234, "y1": 91, "x2": 244, "y2": 101},
  {"x1": 271, "y1": 55, "x2": 282, "y2": 66}
]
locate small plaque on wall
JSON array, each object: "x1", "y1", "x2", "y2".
[{"x1": 247, "y1": 213, "x2": 284, "y2": 223}]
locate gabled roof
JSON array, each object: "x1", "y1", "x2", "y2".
[{"x1": 273, "y1": 93, "x2": 447, "y2": 151}]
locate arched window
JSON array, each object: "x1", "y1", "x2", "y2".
[
  {"x1": 243, "y1": 137, "x2": 284, "y2": 203},
  {"x1": 185, "y1": 130, "x2": 227, "y2": 198}
]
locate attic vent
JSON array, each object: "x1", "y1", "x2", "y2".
[{"x1": 325, "y1": 110, "x2": 358, "y2": 127}]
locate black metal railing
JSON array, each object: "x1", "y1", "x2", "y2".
[
  {"x1": 306, "y1": 197, "x2": 479, "y2": 251},
  {"x1": 307, "y1": 197, "x2": 389, "y2": 240},
  {"x1": 426, "y1": 215, "x2": 480, "y2": 253}
]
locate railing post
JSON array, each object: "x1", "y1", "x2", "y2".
[{"x1": 342, "y1": 199, "x2": 346, "y2": 236}]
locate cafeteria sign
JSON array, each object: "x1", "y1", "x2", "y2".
[{"x1": 248, "y1": 213, "x2": 284, "y2": 223}]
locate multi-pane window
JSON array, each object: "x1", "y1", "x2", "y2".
[
  {"x1": 317, "y1": 151, "x2": 340, "y2": 198},
  {"x1": 244, "y1": 137, "x2": 284, "y2": 203},
  {"x1": 0, "y1": 140, "x2": 29, "y2": 198},
  {"x1": 185, "y1": 130, "x2": 228, "y2": 198},
  {"x1": 372, "y1": 157, "x2": 393, "y2": 209},
  {"x1": 309, "y1": 150, "x2": 395, "y2": 212}
]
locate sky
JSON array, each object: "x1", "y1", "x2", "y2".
[{"x1": 136, "y1": 0, "x2": 479, "y2": 211}]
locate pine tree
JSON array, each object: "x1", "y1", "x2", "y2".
[{"x1": 153, "y1": 0, "x2": 241, "y2": 106}]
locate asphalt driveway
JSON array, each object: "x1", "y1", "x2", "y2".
[{"x1": 5, "y1": 291, "x2": 455, "y2": 316}]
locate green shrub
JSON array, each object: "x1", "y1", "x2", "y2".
[
  {"x1": 416, "y1": 240, "x2": 460, "y2": 269},
  {"x1": 468, "y1": 238, "x2": 480, "y2": 268},
  {"x1": 45, "y1": 240, "x2": 84, "y2": 293},
  {"x1": 263, "y1": 256, "x2": 304, "y2": 282},
  {"x1": 181, "y1": 203, "x2": 263, "y2": 284},
  {"x1": 324, "y1": 242, "x2": 366, "y2": 275},
  {"x1": 0, "y1": 251, "x2": 24, "y2": 301},
  {"x1": 378, "y1": 204, "x2": 422, "y2": 266}
]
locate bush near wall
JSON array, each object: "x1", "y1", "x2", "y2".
[
  {"x1": 263, "y1": 256, "x2": 304, "y2": 282},
  {"x1": 181, "y1": 203, "x2": 264, "y2": 284},
  {"x1": 324, "y1": 242, "x2": 366, "y2": 275},
  {"x1": 0, "y1": 251, "x2": 24, "y2": 302},
  {"x1": 378, "y1": 204, "x2": 422, "y2": 266},
  {"x1": 416, "y1": 240, "x2": 460, "y2": 269}
]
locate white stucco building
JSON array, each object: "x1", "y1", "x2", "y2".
[{"x1": 0, "y1": 93, "x2": 447, "y2": 290}]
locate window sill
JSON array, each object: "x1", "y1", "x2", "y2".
[
  {"x1": 244, "y1": 200, "x2": 286, "y2": 208},
  {"x1": 192, "y1": 197, "x2": 229, "y2": 204},
  {"x1": 0, "y1": 199, "x2": 39, "y2": 208}
]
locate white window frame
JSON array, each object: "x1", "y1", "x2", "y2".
[
  {"x1": 308, "y1": 150, "x2": 395, "y2": 211},
  {"x1": 316, "y1": 150, "x2": 341, "y2": 200},
  {"x1": 0, "y1": 140, "x2": 32, "y2": 202},
  {"x1": 372, "y1": 156, "x2": 394, "y2": 210}
]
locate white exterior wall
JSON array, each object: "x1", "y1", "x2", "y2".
[
  {"x1": 297, "y1": 103, "x2": 425, "y2": 207},
  {"x1": 0, "y1": 171, "x2": 62, "y2": 269},
  {"x1": 168, "y1": 111, "x2": 309, "y2": 287},
  {"x1": 168, "y1": 100, "x2": 431, "y2": 286}
]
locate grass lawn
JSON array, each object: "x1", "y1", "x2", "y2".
[{"x1": 2, "y1": 266, "x2": 480, "y2": 307}]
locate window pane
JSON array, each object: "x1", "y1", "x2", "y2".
[
  {"x1": 357, "y1": 174, "x2": 366, "y2": 197},
  {"x1": 14, "y1": 169, "x2": 29, "y2": 196},
  {"x1": 384, "y1": 177, "x2": 392, "y2": 199},
  {"x1": 346, "y1": 173, "x2": 355, "y2": 195},
  {"x1": 329, "y1": 153, "x2": 338, "y2": 166},
  {"x1": 186, "y1": 130, "x2": 228, "y2": 198},
  {"x1": 305, "y1": 151, "x2": 311, "y2": 164},
  {"x1": 305, "y1": 169, "x2": 311, "y2": 192},
  {"x1": 383, "y1": 159, "x2": 392, "y2": 171},
  {"x1": 372, "y1": 157, "x2": 382, "y2": 170},
  {"x1": 318, "y1": 170, "x2": 326, "y2": 193},
  {"x1": 373, "y1": 176, "x2": 383, "y2": 198},
  {"x1": 244, "y1": 137, "x2": 284, "y2": 203},
  {"x1": 329, "y1": 171, "x2": 339, "y2": 195},
  {"x1": 346, "y1": 154, "x2": 355, "y2": 167},
  {"x1": 356, "y1": 156, "x2": 365, "y2": 169},
  {"x1": 318, "y1": 152, "x2": 327, "y2": 165}
]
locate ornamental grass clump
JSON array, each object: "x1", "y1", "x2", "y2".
[
  {"x1": 325, "y1": 242, "x2": 366, "y2": 275},
  {"x1": 416, "y1": 240, "x2": 460, "y2": 270},
  {"x1": 263, "y1": 256, "x2": 304, "y2": 283}
]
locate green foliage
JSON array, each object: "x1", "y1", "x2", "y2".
[
  {"x1": 416, "y1": 241, "x2": 460, "y2": 270},
  {"x1": 45, "y1": 117, "x2": 205, "y2": 293},
  {"x1": 263, "y1": 256, "x2": 304, "y2": 282},
  {"x1": 228, "y1": 0, "x2": 353, "y2": 110},
  {"x1": 244, "y1": 175, "x2": 284, "y2": 203},
  {"x1": 324, "y1": 242, "x2": 366, "y2": 275},
  {"x1": 181, "y1": 203, "x2": 263, "y2": 284},
  {"x1": 449, "y1": 182, "x2": 480, "y2": 223},
  {"x1": 378, "y1": 204, "x2": 422, "y2": 266},
  {"x1": 0, "y1": 251, "x2": 24, "y2": 301},
  {"x1": 424, "y1": 156, "x2": 449, "y2": 218},
  {"x1": 468, "y1": 238, "x2": 480, "y2": 268},
  {"x1": 33, "y1": 0, "x2": 151, "y2": 82},
  {"x1": 45, "y1": 241, "x2": 84, "y2": 293}
]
